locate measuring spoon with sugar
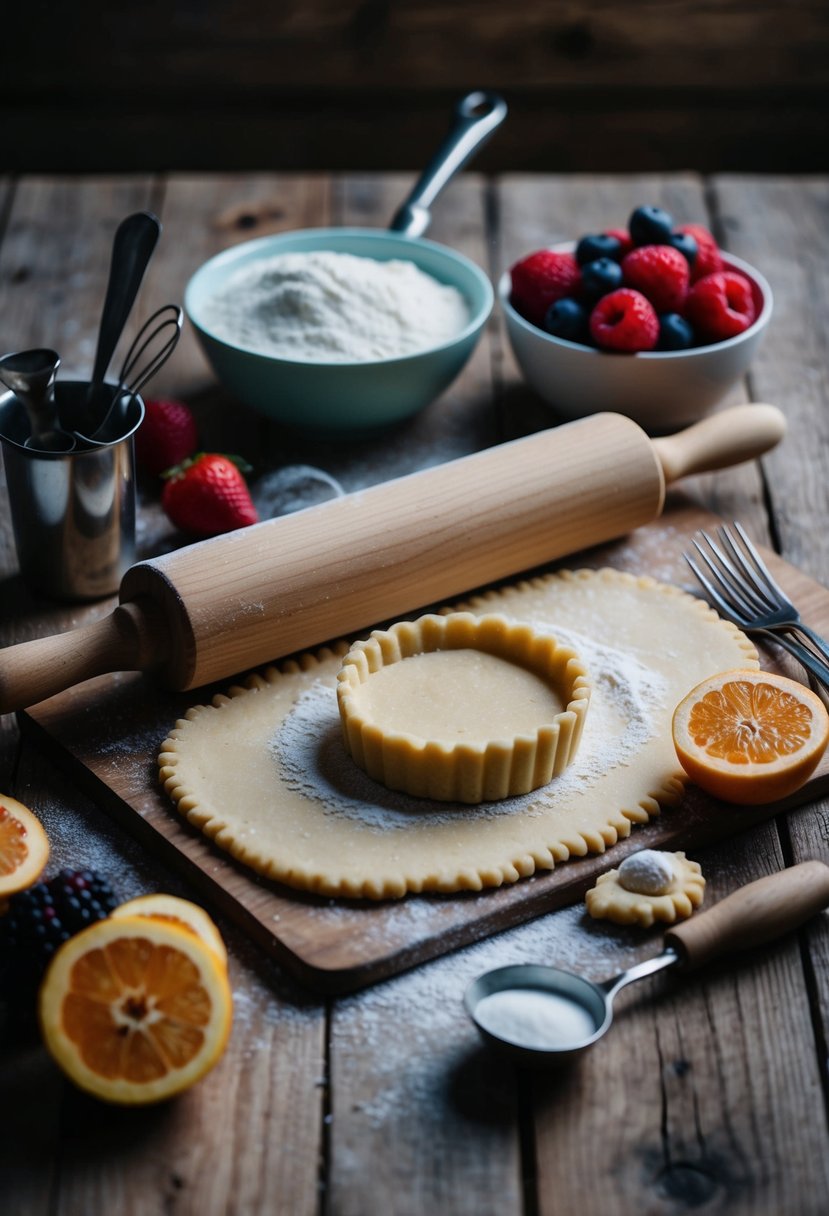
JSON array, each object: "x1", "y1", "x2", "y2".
[{"x1": 464, "y1": 860, "x2": 829, "y2": 1067}]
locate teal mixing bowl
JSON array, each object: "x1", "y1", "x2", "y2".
[{"x1": 184, "y1": 228, "x2": 493, "y2": 435}]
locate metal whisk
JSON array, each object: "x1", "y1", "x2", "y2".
[{"x1": 82, "y1": 305, "x2": 183, "y2": 444}]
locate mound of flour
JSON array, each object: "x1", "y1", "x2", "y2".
[{"x1": 202, "y1": 250, "x2": 470, "y2": 362}]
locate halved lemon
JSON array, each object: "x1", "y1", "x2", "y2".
[
  {"x1": 672, "y1": 669, "x2": 829, "y2": 805},
  {"x1": 0, "y1": 796, "x2": 50, "y2": 899},
  {"x1": 38, "y1": 916, "x2": 232, "y2": 1105},
  {"x1": 111, "y1": 894, "x2": 228, "y2": 969}
]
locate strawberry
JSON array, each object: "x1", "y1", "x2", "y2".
[
  {"x1": 509, "y1": 250, "x2": 581, "y2": 328},
  {"x1": 589, "y1": 288, "x2": 659, "y2": 353},
  {"x1": 622, "y1": 245, "x2": 690, "y2": 314},
  {"x1": 676, "y1": 223, "x2": 723, "y2": 282},
  {"x1": 161, "y1": 454, "x2": 259, "y2": 537},
  {"x1": 135, "y1": 398, "x2": 199, "y2": 476},
  {"x1": 684, "y1": 271, "x2": 757, "y2": 342}
]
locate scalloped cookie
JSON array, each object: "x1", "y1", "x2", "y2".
[
  {"x1": 585, "y1": 850, "x2": 705, "y2": 927},
  {"x1": 159, "y1": 568, "x2": 756, "y2": 900}
]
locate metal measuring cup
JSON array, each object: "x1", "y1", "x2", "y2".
[
  {"x1": 0, "y1": 380, "x2": 144, "y2": 600},
  {"x1": 465, "y1": 861, "x2": 829, "y2": 1066}
]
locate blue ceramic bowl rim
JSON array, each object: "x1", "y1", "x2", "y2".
[
  {"x1": 498, "y1": 245, "x2": 773, "y2": 360},
  {"x1": 185, "y1": 227, "x2": 494, "y2": 370}
]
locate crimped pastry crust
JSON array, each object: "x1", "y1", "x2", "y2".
[
  {"x1": 158, "y1": 568, "x2": 757, "y2": 900},
  {"x1": 337, "y1": 613, "x2": 591, "y2": 802}
]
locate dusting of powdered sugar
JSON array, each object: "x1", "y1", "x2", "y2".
[{"x1": 270, "y1": 626, "x2": 668, "y2": 829}]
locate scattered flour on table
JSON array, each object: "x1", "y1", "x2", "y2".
[
  {"x1": 331, "y1": 901, "x2": 660, "y2": 1131},
  {"x1": 201, "y1": 250, "x2": 470, "y2": 362},
  {"x1": 271, "y1": 625, "x2": 668, "y2": 831}
]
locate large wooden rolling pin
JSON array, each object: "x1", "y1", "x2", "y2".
[{"x1": 0, "y1": 405, "x2": 784, "y2": 712}]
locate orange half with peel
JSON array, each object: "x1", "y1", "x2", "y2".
[
  {"x1": 0, "y1": 796, "x2": 50, "y2": 899},
  {"x1": 672, "y1": 669, "x2": 829, "y2": 805},
  {"x1": 111, "y1": 893, "x2": 228, "y2": 969},
  {"x1": 39, "y1": 916, "x2": 232, "y2": 1105}
]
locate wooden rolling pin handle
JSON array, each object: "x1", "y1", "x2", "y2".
[
  {"x1": 664, "y1": 860, "x2": 829, "y2": 969},
  {"x1": 653, "y1": 403, "x2": 786, "y2": 484},
  {"x1": 0, "y1": 599, "x2": 166, "y2": 714}
]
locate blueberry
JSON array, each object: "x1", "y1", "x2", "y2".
[
  {"x1": 543, "y1": 298, "x2": 590, "y2": 344},
  {"x1": 629, "y1": 205, "x2": 674, "y2": 246},
  {"x1": 658, "y1": 313, "x2": 695, "y2": 351},
  {"x1": 576, "y1": 233, "x2": 623, "y2": 265},
  {"x1": 580, "y1": 257, "x2": 623, "y2": 300},
  {"x1": 668, "y1": 231, "x2": 698, "y2": 266}
]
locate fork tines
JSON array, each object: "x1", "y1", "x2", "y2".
[{"x1": 685, "y1": 522, "x2": 790, "y2": 624}]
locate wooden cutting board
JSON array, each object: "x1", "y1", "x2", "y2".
[{"x1": 19, "y1": 500, "x2": 829, "y2": 993}]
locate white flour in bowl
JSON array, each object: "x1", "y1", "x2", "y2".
[{"x1": 201, "y1": 250, "x2": 470, "y2": 362}]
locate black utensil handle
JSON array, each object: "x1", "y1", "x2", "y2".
[{"x1": 89, "y1": 212, "x2": 161, "y2": 393}]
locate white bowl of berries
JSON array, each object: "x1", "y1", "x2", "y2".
[{"x1": 500, "y1": 206, "x2": 773, "y2": 434}]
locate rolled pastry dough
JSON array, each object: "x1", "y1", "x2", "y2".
[{"x1": 158, "y1": 569, "x2": 756, "y2": 900}]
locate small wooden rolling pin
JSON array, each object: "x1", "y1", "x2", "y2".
[{"x1": 0, "y1": 404, "x2": 785, "y2": 712}]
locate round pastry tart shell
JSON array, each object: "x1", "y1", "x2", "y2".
[{"x1": 336, "y1": 612, "x2": 591, "y2": 803}]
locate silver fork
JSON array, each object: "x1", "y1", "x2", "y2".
[{"x1": 685, "y1": 522, "x2": 829, "y2": 691}]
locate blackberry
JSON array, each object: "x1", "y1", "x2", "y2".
[
  {"x1": 49, "y1": 868, "x2": 118, "y2": 932},
  {"x1": 0, "y1": 869, "x2": 117, "y2": 1000}
]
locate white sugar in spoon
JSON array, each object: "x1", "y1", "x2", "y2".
[{"x1": 465, "y1": 861, "x2": 829, "y2": 1066}]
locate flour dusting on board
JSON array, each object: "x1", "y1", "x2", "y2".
[{"x1": 271, "y1": 627, "x2": 667, "y2": 829}]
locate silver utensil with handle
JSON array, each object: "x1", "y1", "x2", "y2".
[
  {"x1": 686, "y1": 522, "x2": 829, "y2": 690},
  {"x1": 389, "y1": 91, "x2": 507, "y2": 238},
  {"x1": 466, "y1": 860, "x2": 829, "y2": 1066}
]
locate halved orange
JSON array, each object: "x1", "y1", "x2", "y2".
[
  {"x1": 111, "y1": 894, "x2": 228, "y2": 970},
  {"x1": 39, "y1": 916, "x2": 232, "y2": 1105},
  {"x1": 672, "y1": 669, "x2": 829, "y2": 805},
  {"x1": 0, "y1": 796, "x2": 50, "y2": 899}
]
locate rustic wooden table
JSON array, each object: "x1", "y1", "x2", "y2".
[{"x1": 1, "y1": 172, "x2": 828, "y2": 1216}]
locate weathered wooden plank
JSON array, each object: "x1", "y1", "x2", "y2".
[
  {"x1": 533, "y1": 827, "x2": 829, "y2": 1216},
  {"x1": 327, "y1": 941, "x2": 524, "y2": 1216},
  {"x1": 492, "y1": 174, "x2": 829, "y2": 1215},
  {"x1": 4, "y1": 3, "x2": 828, "y2": 173},
  {"x1": 3, "y1": 170, "x2": 829, "y2": 1216},
  {"x1": 5, "y1": 2, "x2": 827, "y2": 95},
  {"x1": 713, "y1": 176, "x2": 829, "y2": 582},
  {"x1": 712, "y1": 174, "x2": 829, "y2": 1132},
  {"x1": 1, "y1": 728, "x2": 327, "y2": 1216}
]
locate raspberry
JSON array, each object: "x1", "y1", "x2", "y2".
[
  {"x1": 684, "y1": 271, "x2": 757, "y2": 342},
  {"x1": 677, "y1": 223, "x2": 723, "y2": 282},
  {"x1": 510, "y1": 250, "x2": 581, "y2": 328},
  {"x1": 622, "y1": 245, "x2": 690, "y2": 314},
  {"x1": 589, "y1": 288, "x2": 659, "y2": 353}
]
